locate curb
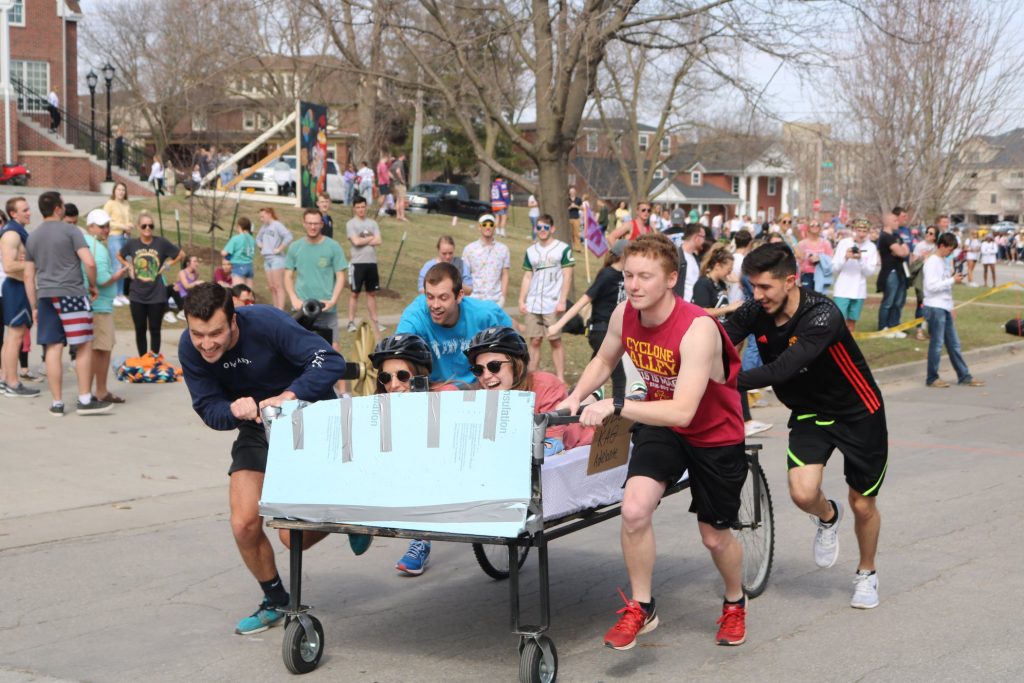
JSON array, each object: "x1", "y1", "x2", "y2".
[{"x1": 871, "y1": 338, "x2": 1024, "y2": 386}]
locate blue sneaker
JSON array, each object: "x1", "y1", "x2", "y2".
[
  {"x1": 235, "y1": 597, "x2": 287, "y2": 635},
  {"x1": 396, "y1": 540, "x2": 431, "y2": 576},
  {"x1": 543, "y1": 437, "x2": 565, "y2": 457},
  {"x1": 348, "y1": 533, "x2": 373, "y2": 556}
]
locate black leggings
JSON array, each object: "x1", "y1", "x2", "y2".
[
  {"x1": 588, "y1": 328, "x2": 626, "y2": 400},
  {"x1": 129, "y1": 301, "x2": 164, "y2": 356}
]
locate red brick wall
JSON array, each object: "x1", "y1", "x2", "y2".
[{"x1": 10, "y1": 4, "x2": 77, "y2": 106}]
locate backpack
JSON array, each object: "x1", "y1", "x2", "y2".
[{"x1": 1005, "y1": 318, "x2": 1024, "y2": 337}]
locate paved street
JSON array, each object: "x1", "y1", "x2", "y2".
[{"x1": 1, "y1": 337, "x2": 1023, "y2": 683}]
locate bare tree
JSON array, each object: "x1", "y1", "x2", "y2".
[{"x1": 835, "y1": 0, "x2": 1024, "y2": 221}]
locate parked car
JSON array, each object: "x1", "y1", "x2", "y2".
[
  {"x1": 406, "y1": 183, "x2": 491, "y2": 219},
  {"x1": 237, "y1": 155, "x2": 346, "y2": 201},
  {"x1": 990, "y1": 221, "x2": 1018, "y2": 233}
]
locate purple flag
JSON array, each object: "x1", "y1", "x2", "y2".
[{"x1": 583, "y1": 203, "x2": 608, "y2": 257}]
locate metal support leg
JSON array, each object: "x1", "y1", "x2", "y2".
[
  {"x1": 537, "y1": 534, "x2": 550, "y2": 632},
  {"x1": 509, "y1": 542, "x2": 521, "y2": 633},
  {"x1": 289, "y1": 529, "x2": 303, "y2": 612}
]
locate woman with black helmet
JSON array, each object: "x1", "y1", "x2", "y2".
[
  {"x1": 465, "y1": 326, "x2": 593, "y2": 453},
  {"x1": 369, "y1": 333, "x2": 454, "y2": 577}
]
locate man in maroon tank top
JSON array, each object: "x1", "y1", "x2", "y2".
[{"x1": 559, "y1": 233, "x2": 749, "y2": 650}]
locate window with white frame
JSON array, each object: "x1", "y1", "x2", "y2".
[
  {"x1": 731, "y1": 176, "x2": 740, "y2": 194},
  {"x1": 660, "y1": 136, "x2": 670, "y2": 154},
  {"x1": 191, "y1": 112, "x2": 208, "y2": 132},
  {"x1": 567, "y1": 173, "x2": 576, "y2": 186},
  {"x1": 7, "y1": 0, "x2": 24, "y2": 26},
  {"x1": 11, "y1": 60, "x2": 49, "y2": 112},
  {"x1": 242, "y1": 110, "x2": 256, "y2": 131},
  {"x1": 768, "y1": 206, "x2": 775, "y2": 222},
  {"x1": 638, "y1": 133, "x2": 649, "y2": 151},
  {"x1": 586, "y1": 131, "x2": 598, "y2": 153},
  {"x1": 691, "y1": 171, "x2": 702, "y2": 186},
  {"x1": 767, "y1": 177, "x2": 777, "y2": 196},
  {"x1": 653, "y1": 169, "x2": 664, "y2": 180}
]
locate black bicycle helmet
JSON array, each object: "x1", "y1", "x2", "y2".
[
  {"x1": 464, "y1": 326, "x2": 529, "y2": 362},
  {"x1": 369, "y1": 334, "x2": 433, "y2": 371}
]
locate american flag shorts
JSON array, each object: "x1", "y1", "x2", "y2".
[{"x1": 51, "y1": 296, "x2": 94, "y2": 346}]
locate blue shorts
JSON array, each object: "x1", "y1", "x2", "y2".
[
  {"x1": 263, "y1": 254, "x2": 286, "y2": 271},
  {"x1": 833, "y1": 296, "x2": 865, "y2": 321},
  {"x1": 2, "y1": 279, "x2": 32, "y2": 328},
  {"x1": 232, "y1": 262, "x2": 254, "y2": 278},
  {"x1": 492, "y1": 208, "x2": 508, "y2": 216}
]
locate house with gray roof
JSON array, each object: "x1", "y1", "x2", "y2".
[{"x1": 951, "y1": 128, "x2": 1024, "y2": 223}]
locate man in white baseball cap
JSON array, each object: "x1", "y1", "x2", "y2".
[
  {"x1": 84, "y1": 208, "x2": 129, "y2": 403},
  {"x1": 461, "y1": 213, "x2": 510, "y2": 305}
]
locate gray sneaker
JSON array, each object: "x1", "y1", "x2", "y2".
[
  {"x1": 76, "y1": 396, "x2": 113, "y2": 415},
  {"x1": 346, "y1": 320, "x2": 357, "y2": 333},
  {"x1": 851, "y1": 571, "x2": 879, "y2": 609},
  {"x1": 49, "y1": 403, "x2": 65, "y2": 417},
  {"x1": 4, "y1": 382, "x2": 40, "y2": 398},
  {"x1": 811, "y1": 500, "x2": 844, "y2": 568}
]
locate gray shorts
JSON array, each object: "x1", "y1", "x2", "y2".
[
  {"x1": 263, "y1": 254, "x2": 286, "y2": 270},
  {"x1": 311, "y1": 309, "x2": 338, "y2": 345}
]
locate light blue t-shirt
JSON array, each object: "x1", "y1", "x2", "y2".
[
  {"x1": 82, "y1": 233, "x2": 116, "y2": 313},
  {"x1": 395, "y1": 295, "x2": 512, "y2": 384},
  {"x1": 223, "y1": 232, "x2": 256, "y2": 265}
]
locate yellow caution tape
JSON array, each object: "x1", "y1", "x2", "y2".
[{"x1": 853, "y1": 281, "x2": 1024, "y2": 340}]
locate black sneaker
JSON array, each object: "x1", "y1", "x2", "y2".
[
  {"x1": 49, "y1": 403, "x2": 65, "y2": 417},
  {"x1": 76, "y1": 396, "x2": 113, "y2": 415}
]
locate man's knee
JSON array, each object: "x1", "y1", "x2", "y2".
[
  {"x1": 788, "y1": 476, "x2": 821, "y2": 510},
  {"x1": 621, "y1": 498, "x2": 656, "y2": 534},
  {"x1": 231, "y1": 511, "x2": 265, "y2": 546},
  {"x1": 847, "y1": 490, "x2": 878, "y2": 521},
  {"x1": 529, "y1": 337, "x2": 542, "y2": 349},
  {"x1": 700, "y1": 526, "x2": 735, "y2": 554}
]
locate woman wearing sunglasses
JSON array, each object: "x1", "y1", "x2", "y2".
[
  {"x1": 117, "y1": 211, "x2": 183, "y2": 357},
  {"x1": 369, "y1": 333, "x2": 454, "y2": 577},
  {"x1": 465, "y1": 326, "x2": 593, "y2": 453}
]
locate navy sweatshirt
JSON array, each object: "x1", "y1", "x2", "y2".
[{"x1": 180, "y1": 305, "x2": 346, "y2": 430}]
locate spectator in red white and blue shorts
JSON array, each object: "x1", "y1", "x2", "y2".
[{"x1": 23, "y1": 191, "x2": 112, "y2": 416}]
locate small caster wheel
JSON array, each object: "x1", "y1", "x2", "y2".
[
  {"x1": 282, "y1": 615, "x2": 324, "y2": 674},
  {"x1": 519, "y1": 635, "x2": 557, "y2": 683}
]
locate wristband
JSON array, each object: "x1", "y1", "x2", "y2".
[{"x1": 613, "y1": 396, "x2": 624, "y2": 416}]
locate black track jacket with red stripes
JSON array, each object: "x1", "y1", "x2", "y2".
[{"x1": 724, "y1": 288, "x2": 883, "y2": 420}]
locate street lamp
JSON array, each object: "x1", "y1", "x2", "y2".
[
  {"x1": 102, "y1": 62, "x2": 114, "y2": 182},
  {"x1": 86, "y1": 70, "x2": 97, "y2": 157}
]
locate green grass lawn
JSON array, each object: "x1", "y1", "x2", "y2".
[{"x1": 123, "y1": 191, "x2": 1024, "y2": 382}]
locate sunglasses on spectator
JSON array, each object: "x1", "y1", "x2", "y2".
[
  {"x1": 139, "y1": 223, "x2": 154, "y2": 229},
  {"x1": 638, "y1": 208, "x2": 651, "y2": 213},
  {"x1": 378, "y1": 370, "x2": 413, "y2": 384},
  {"x1": 536, "y1": 223, "x2": 552, "y2": 231},
  {"x1": 481, "y1": 221, "x2": 495, "y2": 227},
  {"x1": 470, "y1": 360, "x2": 512, "y2": 377}
]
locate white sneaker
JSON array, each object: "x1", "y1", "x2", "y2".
[
  {"x1": 113, "y1": 296, "x2": 126, "y2": 307},
  {"x1": 744, "y1": 420, "x2": 772, "y2": 438},
  {"x1": 176, "y1": 310, "x2": 187, "y2": 321},
  {"x1": 881, "y1": 328, "x2": 907, "y2": 339},
  {"x1": 162, "y1": 311, "x2": 177, "y2": 324},
  {"x1": 811, "y1": 500, "x2": 844, "y2": 568},
  {"x1": 346, "y1": 320, "x2": 357, "y2": 333},
  {"x1": 851, "y1": 571, "x2": 879, "y2": 609}
]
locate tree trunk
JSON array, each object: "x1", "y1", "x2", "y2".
[{"x1": 538, "y1": 155, "x2": 570, "y2": 246}]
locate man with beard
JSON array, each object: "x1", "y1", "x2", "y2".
[{"x1": 724, "y1": 243, "x2": 886, "y2": 610}]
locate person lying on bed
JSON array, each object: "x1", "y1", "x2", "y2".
[{"x1": 465, "y1": 326, "x2": 594, "y2": 454}]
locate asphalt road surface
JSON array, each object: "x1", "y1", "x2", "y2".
[{"x1": 1, "y1": 337, "x2": 1022, "y2": 683}]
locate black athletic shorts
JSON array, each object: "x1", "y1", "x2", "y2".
[
  {"x1": 229, "y1": 421, "x2": 269, "y2": 475},
  {"x1": 351, "y1": 263, "x2": 380, "y2": 293},
  {"x1": 627, "y1": 424, "x2": 747, "y2": 529},
  {"x1": 786, "y1": 407, "x2": 888, "y2": 497}
]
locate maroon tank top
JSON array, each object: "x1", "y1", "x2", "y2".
[{"x1": 621, "y1": 295, "x2": 744, "y2": 447}]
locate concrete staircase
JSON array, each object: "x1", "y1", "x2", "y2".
[{"x1": 16, "y1": 114, "x2": 154, "y2": 196}]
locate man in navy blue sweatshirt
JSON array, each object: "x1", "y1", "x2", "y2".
[{"x1": 180, "y1": 282, "x2": 357, "y2": 636}]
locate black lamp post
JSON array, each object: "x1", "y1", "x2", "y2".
[
  {"x1": 102, "y1": 62, "x2": 115, "y2": 182},
  {"x1": 86, "y1": 70, "x2": 97, "y2": 157}
]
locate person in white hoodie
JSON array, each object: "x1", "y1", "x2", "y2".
[
  {"x1": 830, "y1": 219, "x2": 878, "y2": 333},
  {"x1": 922, "y1": 233, "x2": 984, "y2": 388}
]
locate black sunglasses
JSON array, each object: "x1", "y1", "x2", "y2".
[
  {"x1": 139, "y1": 223, "x2": 154, "y2": 229},
  {"x1": 378, "y1": 370, "x2": 412, "y2": 384},
  {"x1": 470, "y1": 360, "x2": 512, "y2": 377},
  {"x1": 638, "y1": 208, "x2": 651, "y2": 213}
]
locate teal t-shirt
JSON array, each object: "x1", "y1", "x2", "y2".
[
  {"x1": 82, "y1": 233, "x2": 116, "y2": 313},
  {"x1": 285, "y1": 237, "x2": 348, "y2": 311},
  {"x1": 223, "y1": 232, "x2": 256, "y2": 265}
]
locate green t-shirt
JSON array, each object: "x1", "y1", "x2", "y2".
[
  {"x1": 223, "y1": 232, "x2": 256, "y2": 265},
  {"x1": 285, "y1": 237, "x2": 348, "y2": 310}
]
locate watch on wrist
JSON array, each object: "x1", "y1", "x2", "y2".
[{"x1": 613, "y1": 396, "x2": 624, "y2": 416}]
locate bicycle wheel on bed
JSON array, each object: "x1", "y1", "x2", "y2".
[
  {"x1": 737, "y1": 457, "x2": 775, "y2": 598},
  {"x1": 472, "y1": 542, "x2": 530, "y2": 580}
]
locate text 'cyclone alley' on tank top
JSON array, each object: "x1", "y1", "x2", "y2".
[{"x1": 621, "y1": 295, "x2": 744, "y2": 447}]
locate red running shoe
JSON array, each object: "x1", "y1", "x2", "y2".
[
  {"x1": 603, "y1": 589, "x2": 658, "y2": 650},
  {"x1": 716, "y1": 599, "x2": 747, "y2": 646}
]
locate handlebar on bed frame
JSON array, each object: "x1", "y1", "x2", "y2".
[{"x1": 536, "y1": 408, "x2": 581, "y2": 426}]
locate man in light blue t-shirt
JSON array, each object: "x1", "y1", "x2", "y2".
[
  {"x1": 82, "y1": 209, "x2": 129, "y2": 402},
  {"x1": 396, "y1": 262, "x2": 511, "y2": 384}
]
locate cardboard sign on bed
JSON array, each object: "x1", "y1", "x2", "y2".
[{"x1": 259, "y1": 390, "x2": 535, "y2": 538}]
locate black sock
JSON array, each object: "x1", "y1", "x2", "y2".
[
  {"x1": 639, "y1": 598, "x2": 655, "y2": 615},
  {"x1": 724, "y1": 595, "x2": 746, "y2": 607},
  {"x1": 259, "y1": 575, "x2": 289, "y2": 606},
  {"x1": 820, "y1": 499, "x2": 839, "y2": 527},
  {"x1": 856, "y1": 569, "x2": 876, "y2": 576}
]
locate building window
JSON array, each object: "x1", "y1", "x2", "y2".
[
  {"x1": 638, "y1": 133, "x2": 649, "y2": 151},
  {"x1": 767, "y1": 177, "x2": 777, "y2": 196},
  {"x1": 527, "y1": 168, "x2": 538, "y2": 180},
  {"x1": 586, "y1": 131, "x2": 598, "y2": 153},
  {"x1": 768, "y1": 206, "x2": 776, "y2": 222},
  {"x1": 191, "y1": 113, "x2": 208, "y2": 132},
  {"x1": 990, "y1": 193, "x2": 997, "y2": 205},
  {"x1": 691, "y1": 171, "x2": 702, "y2": 186},
  {"x1": 731, "y1": 176, "x2": 740, "y2": 194},
  {"x1": 10, "y1": 60, "x2": 49, "y2": 112},
  {"x1": 567, "y1": 173, "x2": 576, "y2": 186},
  {"x1": 242, "y1": 110, "x2": 256, "y2": 131},
  {"x1": 660, "y1": 136, "x2": 670, "y2": 154},
  {"x1": 7, "y1": 0, "x2": 24, "y2": 26},
  {"x1": 653, "y1": 169, "x2": 664, "y2": 180}
]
